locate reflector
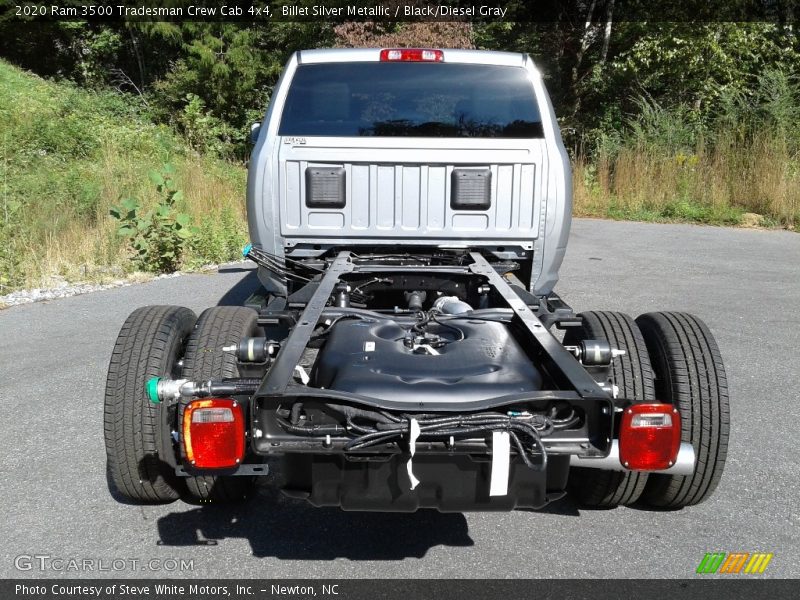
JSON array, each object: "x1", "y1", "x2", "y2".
[
  {"x1": 619, "y1": 403, "x2": 681, "y2": 471},
  {"x1": 182, "y1": 398, "x2": 245, "y2": 469}
]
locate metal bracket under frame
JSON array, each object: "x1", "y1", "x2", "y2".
[{"x1": 175, "y1": 464, "x2": 270, "y2": 477}]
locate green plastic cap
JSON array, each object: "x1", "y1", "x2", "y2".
[
  {"x1": 242, "y1": 243, "x2": 253, "y2": 258},
  {"x1": 146, "y1": 377, "x2": 161, "y2": 404}
]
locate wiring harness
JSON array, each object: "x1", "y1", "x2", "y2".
[
  {"x1": 277, "y1": 403, "x2": 581, "y2": 472},
  {"x1": 243, "y1": 245, "x2": 471, "y2": 304}
]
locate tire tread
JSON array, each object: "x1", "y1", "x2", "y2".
[
  {"x1": 637, "y1": 312, "x2": 729, "y2": 508},
  {"x1": 104, "y1": 305, "x2": 195, "y2": 503}
]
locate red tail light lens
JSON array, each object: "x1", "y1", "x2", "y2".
[
  {"x1": 182, "y1": 398, "x2": 245, "y2": 469},
  {"x1": 619, "y1": 403, "x2": 681, "y2": 471},
  {"x1": 380, "y1": 48, "x2": 444, "y2": 62}
]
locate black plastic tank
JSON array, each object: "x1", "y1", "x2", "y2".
[{"x1": 312, "y1": 318, "x2": 542, "y2": 403}]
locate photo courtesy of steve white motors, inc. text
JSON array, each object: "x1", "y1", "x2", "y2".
[{"x1": 14, "y1": 583, "x2": 340, "y2": 597}]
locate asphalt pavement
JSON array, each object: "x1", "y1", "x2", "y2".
[{"x1": 1, "y1": 219, "x2": 798, "y2": 578}]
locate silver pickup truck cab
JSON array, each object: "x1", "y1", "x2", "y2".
[{"x1": 247, "y1": 48, "x2": 572, "y2": 297}]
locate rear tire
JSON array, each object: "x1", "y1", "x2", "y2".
[
  {"x1": 104, "y1": 305, "x2": 196, "y2": 503},
  {"x1": 565, "y1": 311, "x2": 655, "y2": 508},
  {"x1": 181, "y1": 306, "x2": 260, "y2": 503},
  {"x1": 636, "y1": 312, "x2": 730, "y2": 508}
]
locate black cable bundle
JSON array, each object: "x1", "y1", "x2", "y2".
[
  {"x1": 244, "y1": 245, "x2": 379, "y2": 303},
  {"x1": 244, "y1": 245, "x2": 317, "y2": 285},
  {"x1": 278, "y1": 404, "x2": 582, "y2": 473},
  {"x1": 343, "y1": 412, "x2": 552, "y2": 471}
]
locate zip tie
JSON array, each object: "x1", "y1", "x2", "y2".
[
  {"x1": 407, "y1": 418, "x2": 421, "y2": 490},
  {"x1": 294, "y1": 365, "x2": 310, "y2": 385}
]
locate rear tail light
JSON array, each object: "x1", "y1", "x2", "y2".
[
  {"x1": 182, "y1": 398, "x2": 245, "y2": 469},
  {"x1": 380, "y1": 48, "x2": 444, "y2": 62},
  {"x1": 619, "y1": 403, "x2": 681, "y2": 471}
]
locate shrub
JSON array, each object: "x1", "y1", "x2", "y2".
[{"x1": 110, "y1": 164, "x2": 197, "y2": 273}]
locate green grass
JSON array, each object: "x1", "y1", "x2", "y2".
[
  {"x1": 0, "y1": 60, "x2": 247, "y2": 292},
  {"x1": 1, "y1": 59, "x2": 796, "y2": 294},
  {"x1": 573, "y1": 84, "x2": 800, "y2": 230},
  {"x1": 574, "y1": 147, "x2": 800, "y2": 229},
  {"x1": 603, "y1": 199, "x2": 746, "y2": 226}
]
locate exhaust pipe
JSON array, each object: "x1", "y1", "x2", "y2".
[{"x1": 570, "y1": 441, "x2": 695, "y2": 475}]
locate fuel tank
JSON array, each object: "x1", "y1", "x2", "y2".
[{"x1": 311, "y1": 318, "x2": 542, "y2": 403}]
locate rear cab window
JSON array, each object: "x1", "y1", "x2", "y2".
[{"x1": 279, "y1": 62, "x2": 543, "y2": 138}]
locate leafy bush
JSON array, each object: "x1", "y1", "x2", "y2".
[
  {"x1": 178, "y1": 93, "x2": 235, "y2": 156},
  {"x1": 0, "y1": 60, "x2": 247, "y2": 292},
  {"x1": 110, "y1": 165, "x2": 197, "y2": 273}
]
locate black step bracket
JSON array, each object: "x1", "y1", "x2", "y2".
[
  {"x1": 504, "y1": 272, "x2": 540, "y2": 309},
  {"x1": 287, "y1": 280, "x2": 320, "y2": 307}
]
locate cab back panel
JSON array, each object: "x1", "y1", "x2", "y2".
[{"x1": 278, "y1": 140, "x2": 546, "y2": 242}]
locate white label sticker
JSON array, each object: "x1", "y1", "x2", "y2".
[
  {"x1": 489, "y1": 431, "x2": 511, "y2": 496},
  {"x1": 407, "y1": 419, "x2": 421, "y2": 490},
  {"x1": 364, "y1": 341, "x2": 375, "y2": 352}
]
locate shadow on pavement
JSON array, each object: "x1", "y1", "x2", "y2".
[
  {"x1": 216, "y1": 270, "x2": 261, "y2": 307},
  {"x1": 155, "y1": 482, "x2": 475, "y2": 560},
  {"x1": 522, "y1": 494, "x2": 581, "y2": 516}
]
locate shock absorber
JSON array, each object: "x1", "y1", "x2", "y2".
[
  {"x1": 565, "y1": 339, "x2": 626, "y2": 366},
  {"x1": 332, "y1": 282, "x2": 351, "y2": 308},
  {"x1": 222, "y1": 338, "x2": 279, "y2": 363}
]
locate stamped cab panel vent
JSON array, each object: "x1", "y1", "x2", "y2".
[
  {"x1": 305, "y1": 166, "x2": 346, "y2": 208},
  {"x1": 451, "y1": 168, "x2": 492, "y2": 210},
  {"x1": 280, "y1": 153, "x2": 541, "y2": 238}
]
